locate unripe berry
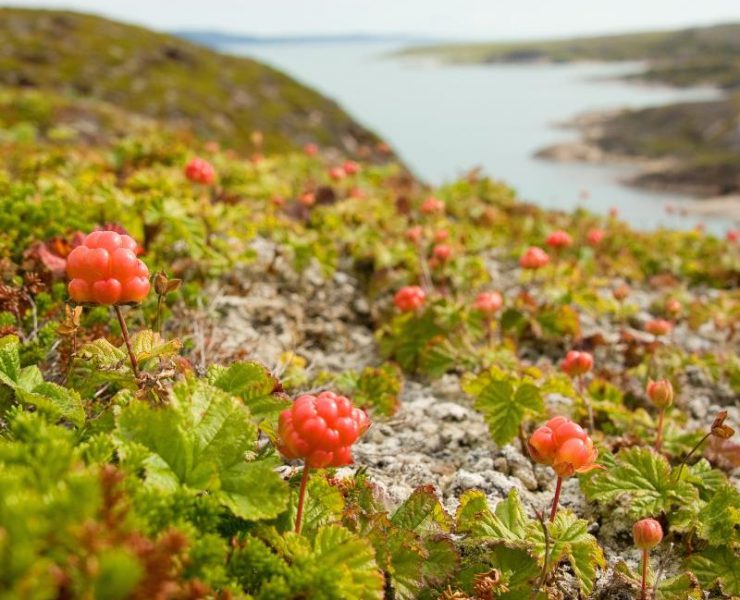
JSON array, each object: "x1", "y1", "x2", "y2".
[
  {"x1": 528, "y1": 416, "x2": 600, "y2": 477},
  {"x1": 66, "y1": 231, "x2": 150, "y2": 305},
  {"x1": 304, "y1": 142, "x2": 319, "y2": 156},
  {"x1": 561, "y1": 351, "x2": 593, "y2": 378},
  {"x1": 646, "y1": 319, "x2": 672, "y2": 337},
  {"x1": 647, "y1": 379, "x2": 673, "y2": 409},
  {"x1": 405, "y1": 226, "x2": 424, "y2": 243},
  {"x1": 434, "y1": 229, "x2": 449, "y2": 242},
  {"x1": 328, "y1": 166, "x2": 345, "y2": 182},
  {"x1": 613, "y1": 283, "x2": 631, "y2": 301},
  {"x1": 633, "y1": 518, "x2": 663, "y2": 550},
  {"x1": 546, "y1": 230, "x2": 573, "y2": 249},
  {"x1": 519, "y1": 246, "x2": 550, "y2": 270},
  {"x1": 299, "y1": 192, "x2": 316, "y2": 207},
  {"x1": 184, "y1": 157, "x2": 216, "y2": 185},
  {"x1": 473, "y1": 291, "x2": 503, "y2": 314},
  {"x1": 553, "y1": 436, "x2": 597, "y2": 477},
  {"x1": 277, "y1": 391, "x2": 369, "y2": 468},
  {"x1": 528, "y1": 425, "x2": 557, "y2": 464},
  {"x1": 394, "y1": 286, "x2": 426, "y2": 312}
]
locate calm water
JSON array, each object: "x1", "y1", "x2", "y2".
[{"x1": 224, "y1": 41, "x2": 728, "y2": 232}]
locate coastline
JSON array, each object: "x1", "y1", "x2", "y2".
[{"x1": 535, "y1": 109, "x2": 740, "y2": 222}]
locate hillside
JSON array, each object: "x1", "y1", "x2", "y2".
[
  {"x1": 398, "y1": 23, "x2": 740, "y2": 89},
  {"x1": 0, "y1": 8, "x2": 383, "y2": 155}
]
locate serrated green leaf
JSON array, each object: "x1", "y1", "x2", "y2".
[
  {"x1": 130, "y1": 329, "x2": 181, "y2": 362},
  {"x1": 656, "y1": 572, "x2": 702, "y2": 600},
  {"x1": 581, "y1": 447, "x2": 697, "y2": 519},
  {"x1": 208, "y1": 361, "x2": 290, "y2": 421},
  {"x1": 421, "y1": 537, "x2": 458, "y2": 588},
  {"x1": 391, "y1": 485, "x2": 452, "y2": 534},
  {"x1": 116, "y1": 380, "x2": 288, "y2": 520},
  {"x1": 456, "y1": 489, "x2": 529, "y2": 545},
  {"x1": 468, "y1": 377, "x2": 543, "y2": 446},
  {"x1": 697, "y1": 484, "x2": 740, "y2": 546},
  {"x1": 310, "y1": 525, "x2": 384, "y2": 599},
  {"x1": 0, "y1": 335, "x2": 21, "y2": 386},
  {"x1": 532, "y1": 510, "x2": 605, "y2": 596},
  {"x1": 490, "y1": 545, "x2": 540, "y2": 600},
  {"x1": 15, "y1": 382, "x2": 85, "y2": 427},
  {"x1": 685, "y1": 546, "x2": 740, "y2": 596}
]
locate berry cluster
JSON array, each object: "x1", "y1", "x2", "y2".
[
  {"x1": 277, "y1": 392, "x2": 370, "y2": 468},
  {"x1": 561, "y1": 350, "x2": 593, "y2": 378},
  {"x1": 184, "y1": 157, "x2": 216, "y2": 185},
  {"x1": 519, "y1": 246, "x2": 550, "y2": 270},
  {"x1": 528, "y1": 416, "x2": 599, "y2": 478},
  {"x1": 394, "y1": 286, "x2": 427, "y2": 312},
  {"x1": 66, "y1": 231, "x2": 150, "y2": 305}
]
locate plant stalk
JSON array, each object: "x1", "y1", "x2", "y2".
[
  {"x1": 580, "y1": 375, "x2": 594, "y2": 431},
  {"x1": 655, "y1": 409, "x2": 665, "y2": 452},
  {"x1": 114, "y1": 305, "x2": 140, "y2": 379},
  {"x1": 549, "y1": 476, "x2": 563, "y2": 522},
  {"x1": 641, "y1": 548, "x2": 649, "y2": 600},
  {"x1": 295, "y1": 464, "x2": 311, "y2": 534}
]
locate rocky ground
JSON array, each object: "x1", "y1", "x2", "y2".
[{"x1": 177, "y1": 237, "x2": 738, "y2": 597}]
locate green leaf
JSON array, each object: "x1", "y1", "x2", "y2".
[
  {"x1": 532, "y1": 510, "x2": 605, "y2": 596},
  {"x1": 15, "y1": 382, "x2": 85, "y2": 427},
  {"x1": 208, "y1": 361, "x2": 290, "y2": 421},
  {"x1": 391, "y1": 485, "x2": 452, "y2": 534},
  {"x1": 116, "y1": 379, "x2": 288, "y2": 520},
  {"x1": 581, "y1": 447, "x2": 697, "y2": 519},
  {"x1": 685, "y1": 546, "x2": 740, "y2": 596},
  {"x1": 456, "y1": 489, "x2": 529, "y2": 545},
  {"x1": 130, "y1": 329, "x2": 181, "y2": 362},
  {"x1": 0, "y1": 335, "x2": 21, "y2": 386},
  {"x1": 490, "y1": 546, "x2": 540, "y2": 600},
  {"x1": 465, "y1": 375, "x2": 543, "y2": 446},
  {"x1": 697, "y1": 483, "x2": 740, "y2": 546},
  {"x1": 421, "y1": 537, "x2": 458, "y2": 588},
  {"x1": 656, "y1": 572, "x2": 702, "y2": 600},
  {"x1": 310, "y1": 525, "x2": 384, "y2": 599}
]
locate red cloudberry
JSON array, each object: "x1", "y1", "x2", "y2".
[
  {"x1": 184, "y1": 157, "x2": 216, "y2": 185},
  {"x1": 647, "y1": 379, "x2": 673, "y2": 452},
  {"x1": 528, "y1": 416, "x2": 600, "y2": 521},
  {"x1": 432, "y1": 243, "x2": 452, "y2": 262},
  {"x1": 473, "y1": 291, "x2": 503, "y2": 314},
  {"x1": 561, "y1": 351, "x2": 593, "y2": 378},
  {"x1": 66, "y1": 231, "x2": 150, "y2": 305},
  {"x1": 420, "y1": 196, "x2": 445, "y2": 215},
  {"x1": 394, "y1": 286, "x2": 426, "y2": 312},
  {"x1": 586, "y1": 228, "x2": 605, "y2": 246},
  {"x1": 646, "y1": 318, "x2": 672, "y2": 337},
  {"x1": 546, "y1": 230, "x2": 573, "y2": 249},
  {"x1": 277, "y1": 392, "x2": 370, "y2": 533},
  {"x1": 343, "y1": 160, "x2": 360, "y2": 175},
  {"x1": 519, "y1": 246, "x2": 550, "y2": 270}
]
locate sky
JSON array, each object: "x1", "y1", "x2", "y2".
[{"x1": 3, "y1": 0, "x2": 740, "y2": 40}]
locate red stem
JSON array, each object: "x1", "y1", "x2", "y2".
[
  {"x1": 549, "y1": 476, "x2": 563, "y2": 522},
  {"x1": 294, "y1": 464, "x2": 311, "y2": 534},
  {"x1": 114, "y1": 305, "x2": 140, "y2": 379},
  {"x1": 655, "y1": 409, "x2": 665, "y2": 452},
  {"x1": 641, "y1": 548, "x2": 649, "y2": 600}
]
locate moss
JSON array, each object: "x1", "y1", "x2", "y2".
[{"x1": 0, "y1": 8, "x2": 384, "y2": 156}]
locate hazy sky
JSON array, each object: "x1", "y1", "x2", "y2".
[{"x1": 4, "y1": 0, "x2": 740, "y2": 39}]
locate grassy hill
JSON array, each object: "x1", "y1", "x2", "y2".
[
  {"x1": 0, "y1": 8, "x2": 383, "y2": 155},
  {"x1": 398, "y1": 23, "x2": 740, "y2": 89}
]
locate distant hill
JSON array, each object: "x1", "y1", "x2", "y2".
[
  {"x1": 0, "y1": 9, "x2": 384, "y2": 155},
  {"x1": 176, "y1": 31, "x2": 430, "y2": 47},
  {"x1": 398, "y1": 23, "x2": 740, "y2": 89}
]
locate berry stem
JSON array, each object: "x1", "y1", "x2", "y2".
[
  {"x1": 580, "y1": 375, "x2": 594, "y2": 431},
  {"x1": 549, "y1": 476, "x2": 563, "y2": 522},
  {"x1": 294, "y1": 464, "x2": 311, "y2": 534},
  {"x1": 641, "y1": 548, "x2": 649, "y2": 600},
  {"x1": 655, "y1": 408, "x2": 665, "y2": 452},
  {"x1": 114, "y1": 305, "x2": 140, "y2": 380}
]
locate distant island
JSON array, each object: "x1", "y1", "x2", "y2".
[
  {"x1": 399, "y1": 24, "x2": 740, "y2": 205},
  {"x1": 176, "y1": 30, "x2": 439, "y2": 47}
]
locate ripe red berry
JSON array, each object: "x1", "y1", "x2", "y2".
[
  {"x1": 633, "y1": 518, "x2": 663, "y2": 550},
  {"x1": 561, "y1": 351, "x2": 593, "y2": 378},
  {"x1": 645, "y1": 318, "x2": 672, "y2": 337},
  {"x1": 546, "y1": 230, "x2": 573, "y2": 249},
  {"x1": 420, "y1": 196, "x2": 445, "y2": 215},
  {"x1": 432, "y1": 244, "x2": 452, "y2": 262},
  {"x1": 586, "y1": 229, "x2": 605, "y2": 246},
  {"x1": 473, "y1": 291, "x2": 503, "y2": 314},
  {"x1": 405, "y1": 226, "x2": 424, "y2": 243},
  {"x1": 394, "y1": 286, "x2": 426, "y2": 312},
  {"x1": 303, "y1": 142, "x2": 319, "y2": 157},
  {"x1": 519, "y1": 246, "x2": 550, "y2": 270},
  {"x1": 184, "y1": 157, "x2": 216, "y2": 185},
  {"x1": 328, "y1": 166, "x2": 345, "y2": 182},
  {"x1": 343, "y1": 160, "x2": 360, "y2": 176},
  {"x1": 434, "y1": 229, "x2": 449, "y2": 242},
  {"x1": 647, "y1": 379, "x2": 674, "y2": 409},
  {"x1": 277, "y1": 392, "x2": 370, "y2": 468},
  {"x1": 727, "y1": 229, "x2": 739, "y2": 243},
  {"x1": 613, "y1": 283, "x2": 631, "y2": 301},
  {"x1": 528, "y1": 416, "x2": 599, "y2": 477},
  {"x1": 299, "y1": 192, "x2": 316, "y2": 207},
  {"x1": 66, "y1": 231, "x2": 150, "y2": 305}
]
